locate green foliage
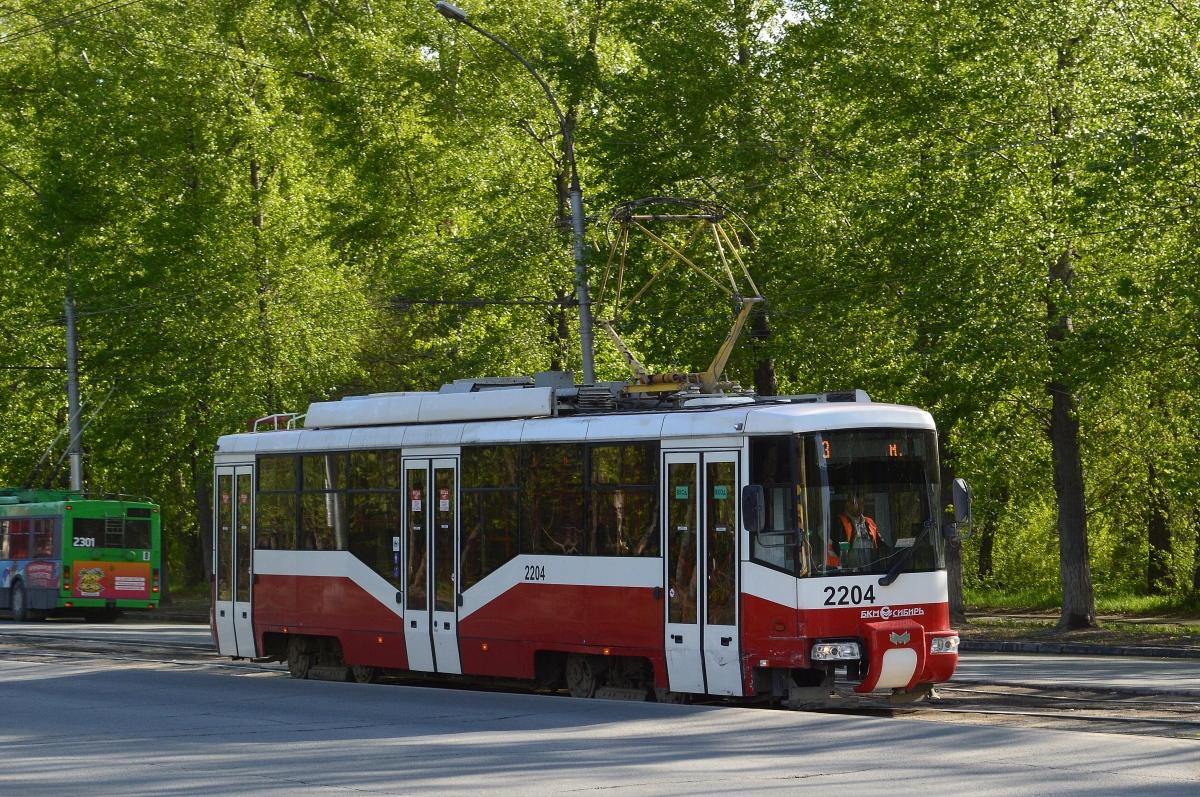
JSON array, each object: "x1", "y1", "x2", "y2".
[{"x1": 0, "y1": 0, "x2": 1196, "y2": 604}]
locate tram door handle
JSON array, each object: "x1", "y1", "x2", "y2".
[
  {"x1": 720, "y1": 636, "x2": 732, "y2": 647},
  {"x1": 671, "y1": 634, "x2": 683, "y2": 644}
]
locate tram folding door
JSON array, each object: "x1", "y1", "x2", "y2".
[
  {"x1": 662, "y1": 451, "x2": 742, "y2": 696},
  {"x1": 402, "y1": 457, "x2": 462, "y2": 675},
  {"x1": 213, "y1": 464, "x2": 256, "y2": 658}
]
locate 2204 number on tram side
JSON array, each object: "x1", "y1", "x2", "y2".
[{"x1": 823, "y1": 584, "x2": 876, "y2": 606}]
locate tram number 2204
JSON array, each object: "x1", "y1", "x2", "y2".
[
  {"x1": 524, "y1": 564, "x2": 546, "y2": 582},
  {"x1": 823, "y1": 584, "x2": 876, "y2": 606}
]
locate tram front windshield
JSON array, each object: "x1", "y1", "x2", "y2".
[{"x1": 750, "y1": 429, "x2": 944, "y2": 577}]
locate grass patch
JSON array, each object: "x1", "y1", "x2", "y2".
[{"x1": 965, "y1": 587, "x2": 1200, "y2": 617}]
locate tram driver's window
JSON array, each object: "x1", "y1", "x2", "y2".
[{"x1": 748, "y1": 436, "x2": 798, "y2": 574}]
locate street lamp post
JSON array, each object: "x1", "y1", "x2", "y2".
[{"x1": 434, "y1": 1, "x2": 596, "y2": 384}]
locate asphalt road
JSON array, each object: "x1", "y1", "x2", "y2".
[
  {"x1": 1, "y1": 622, "x2": 1198, "y2": 794},
  {"x1": 3, "y1": 622, "x2": 1197, "y2": 696},
  {"x1": 1, "y1": 650, "x2": 1197, "y2": 796}
]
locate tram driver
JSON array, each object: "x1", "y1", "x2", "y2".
[{"x1": 827, "y1": 489, "x2": 886, "y2": 570}]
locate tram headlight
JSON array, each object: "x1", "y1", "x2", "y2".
[
  {"x1": 930, "y1": 635, "x2": 960, "y2": 655},
  {"x1": 811, "y1": 641, "x2": 861, "y2": 661}
]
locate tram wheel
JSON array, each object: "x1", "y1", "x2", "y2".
[
  {"x1": 286, "y1": 638, "x2": 312, "y2": 679},
  {"x1": 10, "y1": 581, "x2": 27, "y2": 622},
  {"x1": 565, "y1": 654, "x2": 600, "y2": 699},
  {"x1": 351, "y1": 665, "x2": 377, "y2": 684}
]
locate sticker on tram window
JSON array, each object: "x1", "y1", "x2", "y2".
[
  {"x1": 675, "y1": 486, "x2": 689, "y2": 499},
  {"x1": 822, "y1": 584, "x2": 876, "y2": 606},
  {"x1": 524, "y1": 564, "x2": 546, "y2": 582},
  {"x1": 713, "y1": 485, "x2": 728, "y2": 500},
  {"x1": 74, "y1": 537, "x2": 96, "y2": 548}
]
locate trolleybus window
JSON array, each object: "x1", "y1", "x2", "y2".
[
  {"x1": 71, "y1": 517, "x2": 152, "y2": 550},
  {"x1": 3, "y1": 519, "x2": 31, "y2": 559}
]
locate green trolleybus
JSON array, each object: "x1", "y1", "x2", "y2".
[{"x1": 0, "y1": 489, "x2": 162, "y2": 621}]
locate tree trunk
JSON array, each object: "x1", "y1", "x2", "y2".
[
  {"x1": 946, "y1": 537, "x2": 966, "y2": 626},
  {"x1": 977, "y1": 482, "x2": 1006, "y2": 581},
  {"x1": 1047, "y1": 38, "x2": 1095, "y2": 631},
  {"x1": 939, "y1": 448, "x2": 966, "y2": 625},
  {"x1": 1193, "y1": 524, "x2": 1200, "y2": 594},
  {"x1": 1147, "y1": 460, "x2": 1173, "y2": 593},
  {"x1": 195, "y1": 439, "x2": 213, "y2": 585},
  {"x1": 752, "y1": 310, "x2": 776, "y2": 396},
  {"x1": 1049, "y1": 381, "x2": 1094, "y2": 629}
]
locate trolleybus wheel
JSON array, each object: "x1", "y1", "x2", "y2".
[
  {"x1": 565, "y1": 654, "x2": 600, "y2": 699},
  {"x1": 10, "y1": 581, "x2": 27, "y2": 622},
  {"x1": 351, "y1": 665, "x2": 377, "y2": 684},
  {"x1": 286, "y1": 638, "x2": 312, "y2": 679}
]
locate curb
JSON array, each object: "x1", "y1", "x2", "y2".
[{"x1": 961, "y1": 639, "x2": 1200, "y2": 659}]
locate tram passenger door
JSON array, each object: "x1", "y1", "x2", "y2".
[
  {"x1": 402, "y1": 458, "x2": 462, "y2": 675},
  {"x1": 663, "y1": 451, "x2": 742, "y2": 696},
  {"x1": 214, "y1": 464, "x2": 256, "y2": 658}
]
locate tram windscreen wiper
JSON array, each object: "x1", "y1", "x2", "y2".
[{"x1": 877, "y1": 520, "x2": 932, "y2": 587}]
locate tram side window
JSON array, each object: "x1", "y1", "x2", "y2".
[
  {"x1": 300, "y1": 454, "x2": 349, "y2": 550},
  {"x1": 257, "y1": 455, "x2": 299, "y2": 550},
  {"x1": 303, "y1": 453, "x2": 347, "y2": 491},
  {"x1": 301, "y1": 492, "x2": 347, "y2": 551},
  {"x1": 258, "y1": 455, "x2": 297, "y2": 492},
  {"x1": 521, "y1": 444, "x2": 585, "y2": 555},
  {"x1": 590, "y1": 443, "x2": 659, "y2": 556},
  {"x1": 348, "y1": 491, "x2": 402, "y2": 587},
  {"x1": 461, "y1": 445, "x2": 519, "y2": 589},
  {"x1": 350, "y1": 449, "x2": 401, "y2": 490},
  {"x1": 255, "y1": 493, "x2": 297, "y2": 549}
]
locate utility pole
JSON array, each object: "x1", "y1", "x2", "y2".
[{"x1": 64, "y1": 252, "x2": 83, "y2": 491}]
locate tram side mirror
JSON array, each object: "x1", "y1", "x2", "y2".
[
  {"x1": 741, "y1": 484, "x2": 765, "y2": 534},
  {"x1": 949, "y1": 478, "x2": 973, "y2": 539}
]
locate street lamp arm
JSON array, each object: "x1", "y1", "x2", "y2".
[
  {"x1": 458, "y1": 19, "x2": 568, "y2": 133},
  {"x1": 434, "y1": 1, "x2": 595, "y2": 383}
]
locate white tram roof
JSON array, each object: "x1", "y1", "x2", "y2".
[{"x1": 215, "y1": 392, "x2": 935, "y2": 456}]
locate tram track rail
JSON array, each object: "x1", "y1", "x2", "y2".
[{"x1": 2, "y1": 628, "x2": 1197, "y2": 739}]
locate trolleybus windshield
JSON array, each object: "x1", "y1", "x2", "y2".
[{"x1": 750, "y1": 429, "x2": 943, "y2": 577}]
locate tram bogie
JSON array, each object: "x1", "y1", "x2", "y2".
[{"x1": 212, "y1": 382, "x2": 965, "y2": 706}]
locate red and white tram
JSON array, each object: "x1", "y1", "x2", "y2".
[{"x1": 212, "y1": 380, "x2": 966, "y2": 704}]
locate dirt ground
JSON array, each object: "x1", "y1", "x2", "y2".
[{"x1": 960, "y1": 611, "x2": 1200, "y2": 650}]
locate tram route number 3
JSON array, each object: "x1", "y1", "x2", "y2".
[
  {"x1": 524, "y1": 564, "x2": 546, "y2": 582},
  {"x1": 823, "y1": 584, "x2": 876, "y2": 606}
]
